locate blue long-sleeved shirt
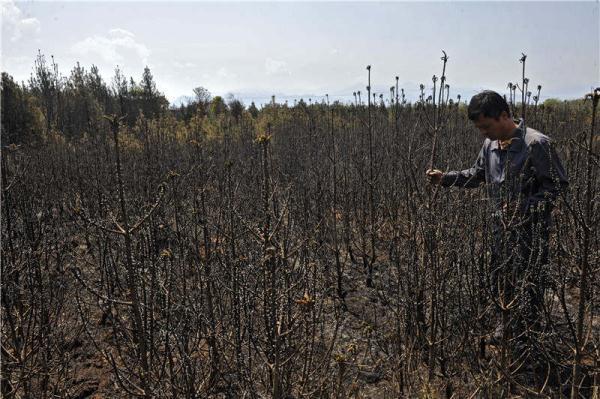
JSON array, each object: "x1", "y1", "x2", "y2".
[{"x1": 441, "y1": 119, "x2": 569, "y2": 215}]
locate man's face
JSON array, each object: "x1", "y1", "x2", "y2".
[{"x1": 473, "y1": 113, "x2": 507, "y2": 141}]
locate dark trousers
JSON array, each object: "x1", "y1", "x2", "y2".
[{"x1": 489, "y1": 211, "x2": 550, "y2": 338}]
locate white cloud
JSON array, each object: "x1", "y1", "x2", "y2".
[
  {"x1": 1, "y1": 1, "x2": 41, "y2": 42},
  {"x1": 70, "y1": 28, "x2": 150, "y2": 66},
  {"x1": 265, "y1": 58, "x2": 290, "y2": 76},
  {"x1": 108, "y1": 28, "x2": 135, "y2": 38}
]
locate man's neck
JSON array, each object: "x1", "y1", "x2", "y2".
[{"x1": 498, "y1": 120, "x2": 519, "y2": 141}]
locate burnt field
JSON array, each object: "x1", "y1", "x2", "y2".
[{"x1": 1, "y1": 54, "x2": 599, "y2": 398}]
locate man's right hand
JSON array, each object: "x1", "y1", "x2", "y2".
[{"x1": 426, "y1": 169, "x2": 444, "y2": 185}]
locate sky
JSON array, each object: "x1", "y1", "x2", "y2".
[{"x1": 2, "y1": 1, "x2": 599, "y2": 106}]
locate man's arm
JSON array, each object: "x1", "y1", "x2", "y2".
[
  {"x1": 526, "y1": 139, "x2": 569, "y2": 212},
  {"x1": 429, "y1": 144, "x2": 486, "y2": 188}
]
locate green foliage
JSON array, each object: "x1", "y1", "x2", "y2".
[
  {"x1": 1, "y1": 53, "x2": 175, "y2": 144},
  {"x1": 28, "y1": 51, "x2": 62, "y2": 131},
  {"x1": 4, "y1": 51, "x2": 594, "y2": 153},
  {"x1": 543, "y1": 98, "x2": 562, "y2": 109},
  {"x1": 248, "y1": 102, "x2": 259, "y2": 118},
  {"x1": 227, "y1": 94, "x2": 245, "y2": 121},
  {"x1": 209, "y1": 96, "x2": 227, "y2": 116},
  {"x1": 1, "y1": 72, "x2": 45, "y2": 144}
]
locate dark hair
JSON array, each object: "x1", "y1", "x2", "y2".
[{"x1": 467, "y1": 90, "x2": 511, "y2": 121}]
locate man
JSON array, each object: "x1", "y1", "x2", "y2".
[{"x1": 426, "y1": 90, "x2": 568, "y2": 349}]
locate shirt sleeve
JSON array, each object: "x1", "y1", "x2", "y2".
[
  {"x1": 526, "y1": 139, "x2": 569, "y2": 211},
  {"x1": 441, "y1": 144, "x2": 486, "y2": 189}
]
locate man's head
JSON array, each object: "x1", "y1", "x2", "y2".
[{"x1": 468, "y1": 91, "x2": 517, "y2": 141}]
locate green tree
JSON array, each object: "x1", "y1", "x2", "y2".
[
  {"x1": 1, "y1": 73, "x2": 44, "y2": 144},
  {"x1": 226, "y1": 94, "x2": 245, "y2": 121},
  {"x1": 209, "y1": 96, "x2": 227, "y2": 116},
  {"x1": 139, "y1": 66, "x2": 168, "y2": 121},
  {"x1": 29, "y1": 51, "x2": 62, "y2": 132},
  {"x1": 248, "y1": 102, "x2": 259, "y2": 118},
  {"x1": 193, "y1": 86, "x2": 212, "y2": 117}
]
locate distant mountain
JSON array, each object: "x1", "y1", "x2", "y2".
[
  {"x1": 168, "y1": 84, "x2": 581, "y2": 110},
  {"x1": 168, "y1": 92, "x2": 330, "y2": 109}
]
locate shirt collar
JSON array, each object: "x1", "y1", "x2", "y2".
[{"x1": 490, "y1": 118, "x2": 525, "y2": 152}]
